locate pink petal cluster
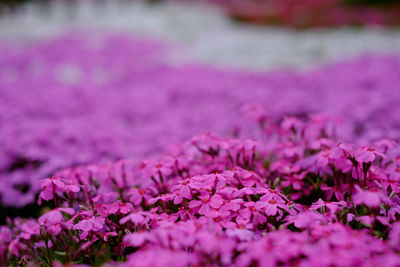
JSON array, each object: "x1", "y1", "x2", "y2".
[
  {"x1": 2, "y1": 112, "x2": 400, "y2": 266},
  {"x1": 1, "y1": 32, "x2": 400, "y2": 207}
]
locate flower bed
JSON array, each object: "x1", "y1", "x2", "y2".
[
  {"x1": 1, "y1": 33, "x2": 400, "y2": 207},
  {"x1": 2, "y1": 109, "x2": 400, "y2": 266}
]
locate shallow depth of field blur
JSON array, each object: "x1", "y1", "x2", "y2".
[{"x1": 1, "y1": 0, "x2": 400, "y2": 266}]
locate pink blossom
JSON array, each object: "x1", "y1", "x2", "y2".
[
  {"x1": 354, "y1": 146, "x2": 386, "y2": 163},
  {"x1": 37, "y1": 177, "x2": 66, "y2": 204},
  {"x1": 73, "y1": 217, "x2": 105, "y2": 239},
  {"x1": 238, "y1": 201, "x2": 267, "y2": 224},
  {"x1": 108, "y1": 201, "x2": 133, "y2": 215},
  {"x1": 128, "y1": 188, "x2": 153, "y2": 206},
  {"x1": 120, "y1": 211, "x2": 151, "y2": 225},
  {"x1": 189, "y1": 194, "x2": 224, "y2": 216},
  {"x1": 353, "y1": 186, "x2": 390, "y2": 208}
]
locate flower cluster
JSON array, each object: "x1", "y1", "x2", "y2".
[
  {"x1": 2, "y1": 111, "x2": 400, "y2": 266},
  {"x1": 1, "y1": 32, "x2": 400, "y2": 207}
]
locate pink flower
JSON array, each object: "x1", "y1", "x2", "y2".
[
  {"x1": 311, "y1": 199, "x2": 346, "y2": 214},
  {"x1": 37, "y1": 177, "x2": 66, "y2": 204},
  {"x1": 148, "y1": 194, "x2": 173, "y2": 205},
  {"x1": 171, "y1": 178, "x2": 193, "y2": 204},
  {"x1": 235, "y1": 216, "x2": 254, "y2": 230},
  {"x1": 178, "y1": 179, "x2": 193, "y2": 199},
  {"x1": 123, "y1": 232, "x2": 148, "y2": 247},
  {"x1": 389, "y1": 222, "x2": 400, "y2": 248},
  {"x1": 387, "y1": 196, "x2": 400, "y2": 220},
  {"x1": 281, "y1": 171, "x2": 306, "y2": 190},
  {"x1": 354, "y1": 146, "x2": 385, "y2": 163},
  {"x1": 150, "y1": 160, "x2": 173, "y2": 177},
  {"x1": 109, "y1": 201, "x2": 133, "y2": 215},
  {"x1": 38, "y1": 207, "x2": 74, "y2": 236},
  {"x1": 353, "y1": 185, "x2": 390, "y2": 208},
  {"x1": 314, "y1": 149, "x2": 331, "y2": 168},
  {"x1": 260, "y1": 191, "x2": 288, "y2": 216},
  {"x1": 331, "y1": 143, "x2": 354, "y2": 158},
  {"x1": 93, "y1": 192, "x2": 119, "y2": 204},
  {"x1": 357, "y1": 215, "x2": 374, "y2": 227},
  {"x1": 8, "y1": 239, "x2": 26, "y2": 257},
  {"x1": 321, "y1": 184, "x2": 345, "y2": 201},
  {"x1": 291, "y1": 211, "x2": 327, "y2": 228},
  {"x1": 374, "y1": 139, "x2": 397, "y2": 152},
  {"x1": 39, "y1": 208, "x2": 74, "y2": 225},
  {"x1": 189, "y1": 194, "x2": 224, "y2": 216},
  {"x1": 241, "y1": 103, "x2": 268, "y2": 124},
  {"x1": 120, "y1": 211, "x2": 151, "y2": 225},
  {"x1": 64, "y1": 181, "x2": 80, "y2": 194},
  {"x1": 238, "y1": 202, "x2": 267, "y2": 224},
  {"x1": 232, "y1": 187, "x2": 255, "y2": 198},
  {"x1": 128, "y1": 188, "x2": 152, "y2": 205},
  {"x1": 281, "y1": 116, "x2": 304, "y2": 132},
  {"x1": 73, "y1": 217, "x2": 105, "y2": 239}
]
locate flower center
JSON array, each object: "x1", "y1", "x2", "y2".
[
  {"x1": 155, "y1": 164, "x2": 162, "y2": 169},
  {"x1": 202, "y1": 198, "x2": 210, "y2": 203}
]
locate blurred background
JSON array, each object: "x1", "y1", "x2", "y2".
[{"x1": 1, "y1": 0, "x2": 400, "y2": 70}]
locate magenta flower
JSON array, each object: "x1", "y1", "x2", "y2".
[
  {"x1": 260, "y1": 190, "x2": 288, "y2": 216},
  {"x1": 314, "y1": 149, "x2": 331, "y2": 168},
  {"x1": 64, "y1": 181, "x2": 80, "y2": 194},
  {"x1": 123, "y1": 232, "x2": 149, "y2": 247},
  {"x1": 128, "y1": 188, "x2": 153, "y2": 206},
  {"x1": 73, "y1": 217, "x2": 105, "y2": 239},
  {"x1": 148, "y1": 194, "x2": 173, "y2": 205},
  {"x1": 332, "y1": 143, "x2": 354, "y2": 158},
  {"x1": 37, "y1": 177, "x2": 66, "y2": 204},
  {"x1": 120, "y1": 211, "x2": 151, "y2": 225},
  {"x1": 149, "y1": 160, "x2": 173, "y2": 178},
  {"x1": 281, "y1": 171, "x2": 306, "y2": 190},
  {"x1": 238, "y1": 201, "x2": 267, "y2": 224},
  {"x1": 291, "y1": 211, "x2": 327, "y2": 228},
  {"x1": 354, "y1": 146, "x2": 386, "y2": 163},
  {"x1": 189, "y1": 194, "x2": 224, "y2": 216},
  {"x1": 321, "y1": 184, "x2": 345, "y2": 201},
  {"x1": 171, "y1": 178, "x2": 193, "y2": 204},
  {"x1": 389, "y1": 222, "x2": 400, "y2": 248},
  {"x1": 241, "y1": 103, "x2": 268, "y2": 124},
  {"x1": 311, "y1": 199, "x2": 346, "y2": 214},
  {"x1": 386, "y1": 196, "x2": 400, "y2": 220},
  {"x1": 38, "y1": 208, "x2": 74, "y2": 236},
  {"x1": 264, "y1": 198, "x2": 286, "y2": 216},
  {"x1": 353, "y1": 185, "x2": 390, "y2": 208},
  {"x1": 374, "y1": 139, "x2": 397, "y2": 152},
  {"x1": 108, "y1": 201, "x2": 134, "y2": 215}
]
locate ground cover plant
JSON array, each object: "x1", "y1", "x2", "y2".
[
  {"x1": 1, "y1": 31, "x2": 400, "y2": 266},
  {"x1": 1, "y1": 32, "x2": 400, "y2": 208},
  {"x1": 2, "y1": 106, "x2": 400, "y2": 266}
]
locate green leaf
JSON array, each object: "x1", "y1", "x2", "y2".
[{"x1": 54, "y1": 251, "x2": 66, "y2": 256}]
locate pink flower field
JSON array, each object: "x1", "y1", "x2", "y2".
[{"x1": 1, "y1": 1, "x2": 400, "y2": 267}]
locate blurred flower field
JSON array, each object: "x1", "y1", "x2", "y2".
[
  {"x1": 1, "y1": 1, "x2": 400, "y2": 266},
  {"x1": 213, "y1": 0, "x2": 400, "y2": 27}
]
